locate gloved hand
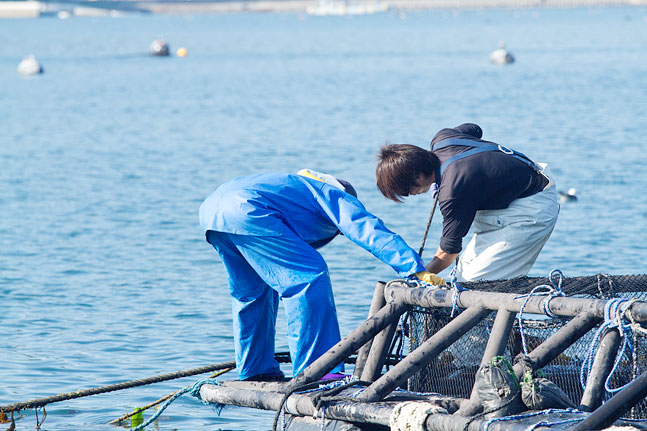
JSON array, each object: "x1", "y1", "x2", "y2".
[{"x1": 408, "y1": 271, "x2": 446, "y2": 287}]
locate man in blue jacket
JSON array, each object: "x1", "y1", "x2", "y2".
[{"x1": 199, "y1": 169, "x2": 444, "y2": 381}]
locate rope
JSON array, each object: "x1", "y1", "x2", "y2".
[
  {"x1": 596, "y1": 273, "x2": 616, "y2": 299},
  {"x1": 580, "y1": 297, "x2": 638, "y2": 394},
  {"x1": 0, "y1": 352, "x2": 291, "y2": 414},
  {"x1": 388, "y1": 311, "x2": 410, "y2": 363},
  {"x1": 389, "y1": 401, "x2": 447, "y2": 431},
  {"x1": 130, "y1": 377, "x2": 221, "y2": 431},
  {"x1": 319, "y1": 405, "x2": 326, "y2": 431},
  {"x1": 273, "y1": 380, "x2": 326, "y2": 431},
  {"x1": 311, "y1": 379, "x2": 369, "y2": 411},
  {"x1": 514, "y1": 269, "x2": 566, "y2": 355},
  {"x1": 448, "y1": 267, "x2": 467, "y2": 318},
  {"x1": 272, "y1": 377, "x2": 371, "y2": 431},
  {"x1": 482, "y1": 408, "x2": 583, "y2": 431},
  {"x1": 460, "y1": 395, "x2": 521, "y2": 431},
  {"x1": 418, "y1": 189, "x2": 439, "y2": 257},
  {"x1": 109, "y1": 367, "x2": 234, "y2": 425},
  {"x1": 625, "y1": 299, "x2": 647, "y2": 336}
]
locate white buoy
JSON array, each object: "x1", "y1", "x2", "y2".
[
  {"x1": 150, "y1": 38, "x2": 170, "y2": 57},
  {"x1": 558, "y1": 188, "x2": 578, "y2": 203},
  {"x1": 17, "y1": 54, "x2": 43, "y2": 76},
  {"x1": 489, "y1": 41, "x2": 515, "y2": 65}
]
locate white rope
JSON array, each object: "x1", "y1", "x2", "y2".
[{"x1": 389, "y1": 401, "x2": 448, "y2": 431}]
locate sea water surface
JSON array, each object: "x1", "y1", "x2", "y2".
[{"x1": 1, "y1": 7, "x2": 646, "y2": 430}]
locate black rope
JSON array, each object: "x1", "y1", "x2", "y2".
[
  {"x1": 272, "y1": 379, "x2": 371, "y2": 431},
  {"x1": 272, "y1": 380, "x2": 323, "y2": 431},
  {"x1": 0, "y1": 352, "x2": 292, "y2": 414},
  {"x1": 418, "y1": 194, "x2": 439, "y2": 257},
  {"x1": 461, "y1": 395, "x2": 521, "y2": 431},
  {"x1": 312, "y1": 380, "x2": 371, "y2": 410}
]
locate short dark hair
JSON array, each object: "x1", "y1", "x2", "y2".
[{"x1": 376, "y1": 143, "x2": 439, "y2": 202}]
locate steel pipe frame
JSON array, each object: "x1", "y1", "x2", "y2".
[
  {"x1": 280, "y1": 280, "x2": 645, "y2": 425},
  {"x1": 357, "y1": 305, "x2": 491, "y2": 402},
  {"x1": 387, "y1": 280, "x2": 605, "y2": 377},
  {"x1": 353, "y1": 282, "x2": 387, "y2": 379},
  {"x1": 201, "y1": 383, "x2": 580, "y2": 431},
  {"x1": 210, "y1": 369, "x2": 647, "y2": 431},
  {"x1": 512, "y1": 312, "x2": 600, "y2": 379},
  {"x1": 572, "y1": 370, "x2": 647, "y2": 431},
  {"x1": 200, "y1": 278, "x2": 647, "y2": 431},
  {"x1": 458, "y1": 307, "x2": 516, "y2": 416},
  {"x1": 424, "y1": 409, "x2": 590, "y2": 431},
  {"x1": 360, "y1": 320, "x2": 398, "y2": 382},
  {"x1": 201, "y1": 384, "x2": 467, "y2": 427},
  {"x1": 385, "y1": 281, "x2": 647, "y2": 322},
  {"x1": 283, "y1": 300, "x2": 408, "y2": 392},
  {"x1": 579, "y1": 328, "x2": 622, "y2": 412},
  {"x1": 199, "y1": 384, "x2": 394, "y2": 425}
]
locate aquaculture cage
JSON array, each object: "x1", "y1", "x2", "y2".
[
  {"x1": 194, "y1": 273, "x2": 647, "y2": 431},
  {"x1": 408, "y1": 274, "x2": 647, "y2": 418}
]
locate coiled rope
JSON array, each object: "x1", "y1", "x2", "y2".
[
  {"x1": 580, "y1": 297, "x2": 639, "y2": 395},
  {"x1": 514, "y1": 269, "x2": 566, "y2": 355}
]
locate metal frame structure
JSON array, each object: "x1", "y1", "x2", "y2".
[{"x1": 201, "y1": 279, "x2": 647, "y2": 430}]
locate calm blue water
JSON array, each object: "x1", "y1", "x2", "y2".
[{"x1": 1, "y1": 7, "x2": 646, "y2": 430}]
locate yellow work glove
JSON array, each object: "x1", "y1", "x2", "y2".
[{"x1": 410, "y1": 271, "x2": 447, "y2": 287}]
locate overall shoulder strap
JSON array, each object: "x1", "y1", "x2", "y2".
[{"x1": 432, "y1": 138, "x2": 542, "y2": 177}]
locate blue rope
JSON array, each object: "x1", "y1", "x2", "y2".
[
  {"x1": 393, "y1": 388, "x2": 443, "y2": 397},
  {"x1": 294, "y1": 377, "x2": 356, "y2": 394},
  {"x1": 131, "y1": 378, "x2": 221, "y2": 431},
  {"x1": 284, "y1": 378, "x2": 362, "y2": 431},
  {"x1": 580, "y1": 297, "x2": 636, "y2": 394},
  {"x1": 278, "y1": 374, "x2": 363, "y2": 429},
  {"x1": 483, "y1": 408, "x2": 582, "y2": 431},
  {"x1": 514, "y1": 269, "x2": 565, "y2": 355},
  {"x1": 319, "y1": 405, "x2": 326, "y2": 431},
  {"x1": 396, "y1": 312, "x2": 409, "y2": 360},
  {"x1": 406, "y1": 274, "x2": 443, "y2": 289},
  {"x1": 523, "y1": 415, "x2": 585, "y2": 431},
  {"x1": 448, "y1": 267, "x2": 467, "y2": 318},
  {"x1": 405, "y1": 269, "x2": 463, "y2": 316}
]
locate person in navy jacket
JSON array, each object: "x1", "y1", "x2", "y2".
[
  {"x1": 199, "y1": 169, "x2": 444, "y2": 381},
  {"x1": 376, "y1": 124, "x2": 559, "y2": 282}
]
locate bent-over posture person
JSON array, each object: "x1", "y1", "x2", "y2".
[
  {"x1": 376, "y1": 123, "x2": 559, "y2": 282},
  {"x1": 199, "y1": 169, "x2": 444, "y2": 381}
]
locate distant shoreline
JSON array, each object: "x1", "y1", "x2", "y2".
[
  {"x1": 140, "y1": 0, "x2": 647, "y2": 14},
  {"x1": 1, "y1": 0, "x2": 645, "y2": 18}
]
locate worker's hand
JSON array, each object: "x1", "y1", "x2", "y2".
[{"x1": 408, "y1": 271, "x2": 447, "y2": 287}]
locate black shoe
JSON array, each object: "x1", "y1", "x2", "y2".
[{"x1": 241, "y1": 371, "x2": 286, "y2": 382}]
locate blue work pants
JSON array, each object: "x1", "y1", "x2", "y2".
[{"x1": 206, "y1": 230, "x2": 343, "y2": 380}]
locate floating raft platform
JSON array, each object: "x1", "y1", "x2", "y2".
[{"x1": 200, "y1": 275, "x2": 647, "y2": 430}]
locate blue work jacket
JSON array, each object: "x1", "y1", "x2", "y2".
[{"x1": 199, "y1": 173, "x2": 425, "y2": 278}]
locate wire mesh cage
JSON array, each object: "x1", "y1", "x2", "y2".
[{"x1": 407, "y1": 274, "x2": 647, "y2": 418}]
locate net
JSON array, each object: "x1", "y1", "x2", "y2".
[{"x1": 407, "y1": 274, "x2": 647, "y2": 418}]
